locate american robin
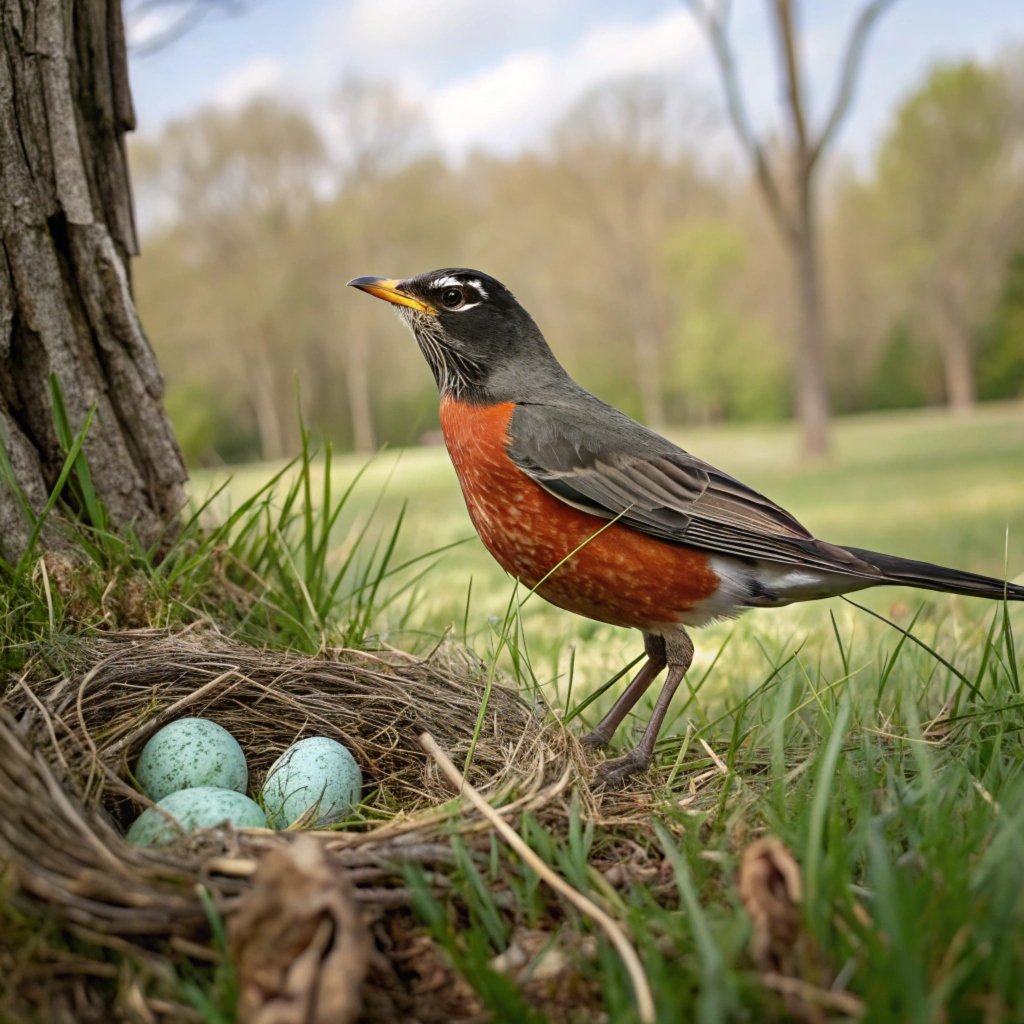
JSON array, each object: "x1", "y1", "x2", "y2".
[{"x1": 349, "y1": 268, "x2": 1024, "y2": 785}]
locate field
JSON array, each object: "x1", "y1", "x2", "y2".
[
  {"x1": 188, "y1": 403, "x2": 1024, "y2": 1021},
  {"x1": 196, "y1": 402, "x2": 1024, "y2": 738},
  {"x1": 4, "y1": 402, "x2": 1024, "y2": 1022}
]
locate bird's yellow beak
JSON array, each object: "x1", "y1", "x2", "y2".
[{"x1": 347, "y1": 276, "x2": 436, "y2": 314}]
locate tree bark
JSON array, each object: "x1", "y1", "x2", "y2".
[{"x1": 0, "y1": 0, "x2": 185, "y2": 563}]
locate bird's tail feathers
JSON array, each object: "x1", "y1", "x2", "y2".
[{"x1": 845, "y1": 546, "x2": 1024, "y2": 602}]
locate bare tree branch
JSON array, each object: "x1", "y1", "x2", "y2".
[
  {"x1": 686, "y1": 0, "x2": 798, "y2": 240},
  {"x1": 771, "y1": 0, "x2": 810, "y2": 154},
  {"x1": 685, "y1": 0, "x2": 899, "y2": 457},
  {"x1": 808, "y1": 0, "x2": 899, "y2": 170},
  {"x1": 125, "y1": 0, "x2": 245, "y2": 56}
]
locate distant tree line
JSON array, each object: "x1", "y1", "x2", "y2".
[{"x1": 131, "y1": 56, "x2": 1024, "y2": 466}]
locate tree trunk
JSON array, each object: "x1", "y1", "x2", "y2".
[
  {"x1": 934, "y1": 277, "x2": 977, "y2": 414},
  {"x1": 345, "y1": 318, "x2": 375, "y2": 451},
  {"x1": 248, "y1": 347, "x2": 286, "y2": 460},
  {"x1": 692, "y1": 0, "x2": 897, "y2": 461},
  {"x1": 632, "y1": 323, "x2": 667, "y2": 429},
  {"x1": 623, "y1": 264, "x2": 666, "y2": 428},
  {"x1": 937, "y1": 320, "x2": 977, "y2": 413},
  {"x1": 792, "y1": 193, "x2": 831, "y2": 458},
  {"x1": 0, "y1": 0, "x2": 185, "y2": 564}
]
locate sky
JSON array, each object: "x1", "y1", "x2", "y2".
[{"x1": 126, "y1": 0, "x2": 1024, "y2": 167}]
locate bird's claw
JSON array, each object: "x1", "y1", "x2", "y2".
[
  {"x1": 594, "y1": 750, "x2": 651, "y2": 789},
  {"x1": 580, "y1": 729, "x2": 610, "y2": 750}
]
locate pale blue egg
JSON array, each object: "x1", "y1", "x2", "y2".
[
  {"x1": 261, "y1": 736, "x2": 363, "y2": 829},
  {"x1": 134, "y1": 717, "x2": 248, "y2": 802},
  {"x1": 126, "y1": 787, "x2": 267, "y2": 846}
]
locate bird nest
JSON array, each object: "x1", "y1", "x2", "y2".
[{"x1": 0, "y1": 625, "x2": 582, "y2": 1016}]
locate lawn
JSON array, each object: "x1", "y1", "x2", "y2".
[
  {"x1": 180, "y1": 402, "x2": 1024, "y2": 1021},
  {"x1": 194, "y1": 401, "x2": 1024, "y2": 739},
  {"x1": 4, "y1": 402, "x2": 1023, "y2": 1022}
]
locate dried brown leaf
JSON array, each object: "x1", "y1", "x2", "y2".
[
  {"x1": 737, "y1": 836, "x2": 803, "y2": 974},
  {"x1": 738, "y1": 838, "x2": 863, "y2": 1022},
  {"x1": 229, "y1": 837, "x2": 370, "y2": 1024}
]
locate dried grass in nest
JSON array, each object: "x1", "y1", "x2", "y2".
[{"x1": 0, "y1": 625, "x2": 584, "y2": 958}]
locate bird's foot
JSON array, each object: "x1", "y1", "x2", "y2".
[
  {"x1": 580, "y1": 728, "x2": 611, "y2": 750},
  {"x1": 594, "y1": 749, "x2": 651, "y2": 789}
]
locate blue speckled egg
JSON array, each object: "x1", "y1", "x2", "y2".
[
  {"x1": 134, "y1": 717, "x2": 247, "y2": 802},
  {"x1": 261, "y1": 736, "x2": 363, "y2": 829},
  {"x1": 126, "y1": 786, "x2": 267, "y2": 846}
]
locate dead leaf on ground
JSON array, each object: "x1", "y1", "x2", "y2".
[
  {"x1": 229, "y1": 836, "x2": 370, "y2": 1024},
  {"x1": 738, "y1": 836, "x2": 803, "y2": 975},
  {"x1": 738, "y1": 837, "x2": 864, "y2": 1022}
]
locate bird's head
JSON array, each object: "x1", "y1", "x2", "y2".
[{"x1": 347, "y1": 268, "x2": 565, "y2": 401}]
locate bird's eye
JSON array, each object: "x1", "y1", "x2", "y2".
[{"x1": 439, "y1": 286, "x2": 464, "y2": 309}]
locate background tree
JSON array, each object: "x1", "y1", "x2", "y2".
[
  {"x1": 0, "y1": 0, "x2": 186, "y2": 562},
  {"x1": 328, "y1": 80, "x2": 434, "y2": 451},
  {"x1": 134, "y1": 87, "x2": 463, "y2": 459},
  {"x1": 546, "y1": 78, "x2": 713, "y2": 427},
  {"x1": 663, "y1": 219, "x2": 788, "y2": 423},
  {"x1": 134, "y1": 98, "x2": 327, "y2": 458},
  {"x1": 129, "y1": 49, "x2": 1022, "y2": 466},
  {"x1": 686, "y1": 0, "x2": 897, "y2": 457},
  {"x1": 978, "y1": 251, "x2": 1024, "y2": 402},
  {"x1": 866, "y1": 62, "x2": 1023, "y2": 411}
]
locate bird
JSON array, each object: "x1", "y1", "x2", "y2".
[{"x1": 349, "y1": 268, "x2": 1024, "y2": 786}]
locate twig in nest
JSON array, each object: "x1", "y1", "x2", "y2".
[{"x1": 419, "y1": 730, "x2": 655, "y2": 1024}]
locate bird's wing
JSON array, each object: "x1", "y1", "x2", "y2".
[{"x1": 508, "y1": 400, "x2": 877, "y2": 577}]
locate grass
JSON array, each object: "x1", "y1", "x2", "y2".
[
  {"x1": 3, "y1": 401, "x2": 1024, "y2": 1021},
  {"x1": 194, "y1": 401, "x2": 1024, "y2": 735}
]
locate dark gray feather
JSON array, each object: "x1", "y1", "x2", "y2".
[{"x1": 508, "y1": 392, "x2": 879, "y2": 578}]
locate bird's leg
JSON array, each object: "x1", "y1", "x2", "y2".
[
  {"x1": 595, "y1": 629, "x2": 694, "y2": 788},
  {"x1": 581, "y1": 633, "x2": 666, "y2": 749}
]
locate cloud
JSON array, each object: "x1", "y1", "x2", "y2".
[
  {"x1": 342, "y1": 0, "x2": 542, "y2": 62},
  {"x1": 186, "y1": 5, "x2": 705, "y2": 161},
  {"x1": 128, "y1": 0, "x2": 1024, "y2": 173},
  {"x1": 572, "y1": 8, "x2": 703, "y2": 81},
  {"x1": 326, "y1": 0, "x2": 587, "y2": 82},
  {"x1": 423, "y1": 8, "x2": 703, "y2": 156},
  {"x1": 212, "y1": 57, "x2": 290, "y2": 111}
]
